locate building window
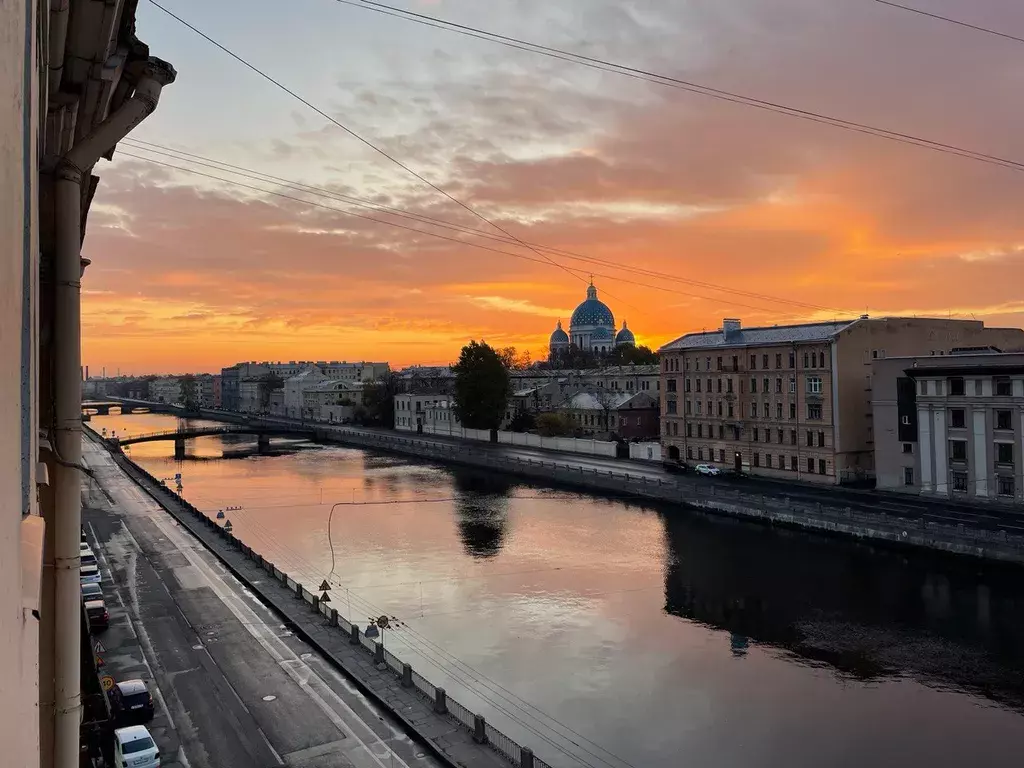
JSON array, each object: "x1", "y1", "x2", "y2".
[
  {"x1": 996, "y1": 409, "x2": 1013, "y2": 430},
  {"x1": 763, "y1": 377, "x2": 770, "y2": 394},
  {"x1": 750, "y1": 377, "x2": 758, "y2": 393},
  {"x1": 803, "y1": 352, "x2": 810, "y2": 368},
  {"x1": 685, "y1": 378, "x2": 692, "y2": 392},
  {"x1": 818, "y1": 431, "x2": 826, "y2": 448},
  {"x1": 727, "y1": 378, "x2": 734, "y2": 394},
  {"x1": 717, "y1": 356, "x2": 723, "y2": 371},
  {"x1": 775, "y1": 378, "x2": 782, "y2": 394},
  {"x1": 998, "y1": 476, "x2": 1015, "y2": 497},
  {"x1": 995, "y1": 378, "x2": 1013, "y2": 396},
  {"x1": 668, "y1": 379, "x2": 677, "y2": 393},
  {"x1": 685, "y1": 400, "x2": 692, "y2": 415},
  {"x1": 719, "y1": 425, "x2": 725, "y2": 439},
  {"x1": 904, "y1": 467, "x2": 914, "y2": 486},
  {"x1": 997, "y1": 442, "x2": 1014, "y2": 465},
  {"x1": 687, "y1": 447, "x2": 693, "y2": 459},
  {"x1": 807, "y1": 403, "x2": 822, "y2": 420},
  {"x1": 951, "y1": 471, "x2": 968, "y2": 493},
  {"x1": 685, "y1": 358, "x2": 691, "y2": 371},
  {"x1": 765, "y1": 454, "x2": 772, "y2": 468},
  {"x1": 719, "y1": 449, "x2": 725, "y2": 462},
  {"x1": 706, "y1": 357, "x2": 711, "y2": 370},
  {"x1": 902, "y1": 442, "x2": 913, "y2": 454},
  {"x1": 696, "y1": 379, "x2": 702, "y2": 393},
  {"x1": 698, "y1": 447, "x2": 704, "y2": 460},
  {"x1": 697, "y1": 424, "x2": 703, "y2": 438},
  {"x1": 806, "y1": 430, "x2": 814, "y2": 447},
  {"x1": 672, "y1": 422, "x2": 679, "y2": 436},
  {"x1": 717, "y1": 378, "x2": 723, "y2": 394},
  {"x1": 790, "y1": 455, "x2": 798, "y2": 471},
  {"x1": 789, "y1": 376, "x2": 796, "y2": 394},
  {"x1": 949, "y1": 377, "x2": 965, "y2": 396},
  {"x1": 807, "y1": 457, "x2": 815, "y2": 473},
  {"x1": 687, "y1": 423, "x2": 693, "y2": 437},
  {"x1": 753, "y1": 429, "x2": 759, "y2": 442},
  {"x1": 667, "y1": 400, "x2": 677, "y2": 414},
  {"x1": 753, "y1": 452, "x2": 760, "y2": 467},
  {"x1": 789, "y1": 352, "x2": 795, "y2": 368},
  {"x1": 750, "y1": 354, "x2": 757, "y2": 370},
  {"x1": 775, "y1": 354, "x2": 782, "y2": 369},
  {"x1": 806, "y1": 376, "x2": 823, "y2": 394},
  {"x1": 949, "y1": 439, "x2": 968, "y2": 462},
  {"x1": 950, "y1": 409, "x2": 965, "y2": 429},
  {"x1": 790, "y1": 403, "x2": 797, "y2": 419},
  {"x1": 775, "y1": 402, "x2": 782, "y2": 419},
  {"x1": 819, "y1": 459, "x2": 827, "y2": 475},
  {"x1": 871, "y1": 350, "x2": 878, "y2": 360}
]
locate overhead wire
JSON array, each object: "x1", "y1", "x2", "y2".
[
  {"x1": 120, "y1": 137, "x2": 851, "y2": 316},
  {"x1": 335, "y1": 0, "x2": 1024, "y2": 174},
  {"x1": 114, "y1": 149, "x2": 814, "y2": 316},
  {"x1": 872, "y1": 0, "x2": 1024, "y2": 45}
]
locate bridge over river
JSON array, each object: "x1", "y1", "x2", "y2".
[{"x1": 111, "y1": 425, "x2": 315, "y2": 458}]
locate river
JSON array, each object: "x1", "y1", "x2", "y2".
[{"x1": 90, "y1": 412, "x2": 1024, "y2": 768}]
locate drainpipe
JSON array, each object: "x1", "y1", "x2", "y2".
[
  {"x1": 51, "y1": 58, "x2": 175, "y2": 768},
  {"x1": 48, "y1": 0, "x2": 70, "y2": 98}
]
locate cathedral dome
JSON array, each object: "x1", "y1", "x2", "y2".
[
  {"x1": 615, "y1": 321, "x2": 635, "y2": 346},
  {"x1": 570, "y1": 283, "x2": 614, "y2": 328},
  {"x1": 591, "y1": 326, "x2": 613, "y2": 341},
  {"x1": 550, "y1": 320, "x2": 569, "y2": 346}
]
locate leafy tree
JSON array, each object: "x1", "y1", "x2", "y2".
[
  {"x1": 605, "y1": 344, "x2": 659, "y2": 366},
  {"x1": 362, "y1": 372, "x2": 399, "y2": 428},
  {"x1": 497, "y1": 346, "x2": 533, "y2": 370},
  {"x1": 180, "y1": 374, "x2": 200, "y2": 412},
  {"x1": 508, "y1": 409, "x2": 536, "y2": 433},
  {"x1": 452, "y1": 341, "x2": 510, "y2": 430},
  {"x1": 257, "y1": 372, "x2": 284, "y2": 411},
  {"x1": 535, "y1": 411, "x2": 574, "y2": 437}
]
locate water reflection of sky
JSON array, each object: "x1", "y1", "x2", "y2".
[{"x1": 90, "y1": 413, "x2": 1024, "y2": 768}]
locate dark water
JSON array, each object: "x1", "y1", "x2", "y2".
[{"x1": 91, "y1": 413, "x2": 1024, "y2": 767}]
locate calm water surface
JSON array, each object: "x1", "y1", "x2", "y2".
[{"x1": 92, "y1": 413, "x2": 1024, "y2": 767}]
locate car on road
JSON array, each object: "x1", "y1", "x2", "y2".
[
  {"x1": 85, "y1": 599, "x2": 109, "y2": 632},
  {"x1": 661, "y1": 460, "x2": 690, "y2": 475},
  {"x1": 113, "y1": 724, "x2": 160, "y2": 768},
  {"x1": 694, "y1": 464, "x2": 722, "y2": 477},
  {"x1": 111, "y1": 679, "x2": 155, "y2": 724},
  {"x1": 80, "y1": 563, "x2": 101, "y2": 585},
  {"x1": 81, "y1": 582, "x2": 103, "y2": 601}
]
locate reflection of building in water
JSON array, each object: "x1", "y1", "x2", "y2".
[{"x1": 660, "y1": 511, "x2": 1024, "y2": 699}]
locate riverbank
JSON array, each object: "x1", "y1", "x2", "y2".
[{"x1": 86, "y1": 427, "x2": 545, "y2": 768}]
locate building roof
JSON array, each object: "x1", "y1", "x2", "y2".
[
  {"x1": 615, "y1": 321, "x2": 635, "y2": 345},
  {"x1": 567, "y1": 390, "x2": 654, "y2": 411},
  {"x1": 660, "y1": 320, "x2": 856, "y2": 351},
  {"x1": 550, "y1": 320, "x2": 569, "y2": 345}
]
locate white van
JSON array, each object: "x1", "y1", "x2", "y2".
[{"x1": 113, "y1": 724, "x2": 160, "y2": 767}]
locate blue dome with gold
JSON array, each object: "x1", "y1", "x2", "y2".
[{"x1": 570, "y1": 283, "x2": 615, "y2": 328}]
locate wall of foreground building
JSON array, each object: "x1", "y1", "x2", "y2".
[{"x1": 1, "y1": 1, "x2": 43, "y2": 765}]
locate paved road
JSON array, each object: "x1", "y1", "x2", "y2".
[{"x1": 83, "y1": 438, "x2": 444, "y2": 768}]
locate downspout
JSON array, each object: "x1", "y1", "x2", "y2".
[
  {"x1": 48, "y1": 0, "x2": 70, "y2": 98},
  {"x1": 51, "y1": 58, "x2": 175, "y2": 768}
]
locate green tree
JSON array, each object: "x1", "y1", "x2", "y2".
[
  {"x1": 497, "y1": 346, "x2": 533, "y2": 370},
  {"x1": 452, "y1": 341, "x2": 510, "y2": 430},
  {"x1": 257, "y1": 372, "x2": 284, "y2": 411},
  {"x1": 180, "y1": 374, "x2": 200, "y2": 412},
  {"x1": 535, "y1": 411, "x2": 574, "y2": 437},
  {"x1": 362, "y1": 372, "x2": 399, "y2": 428},
  {"x1": 508, "y1": 409, "x2": 536, "y2": 433},
  {"x1": 606, "y1": 344, "x2": 659, "y2": 366}
]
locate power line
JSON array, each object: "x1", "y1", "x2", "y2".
[
  {"x1": 336, "y1": 0, "x2": 1024, "y2": 174},
  {"x1": 146, "y1": 0, "x2": 600, "y2": 305},
  {"x1": 119, "y1": 139, "x2": 852, "y2": 316},
  {"x1": 873, "y1": 0, "x2": 1024, "y2": 45},
  {"x1": 114, "y1": 149, "x2": 818, "y2": 315}
]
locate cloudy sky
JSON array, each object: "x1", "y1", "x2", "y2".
[{"x1": 82, "y1": 0, "x2": 1024, "y2": 374}]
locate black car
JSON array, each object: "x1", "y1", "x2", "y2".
[
  {"x1": 661, "y1": 460, "x2": 690, "y2": 475},
  {"x1": 110, "y1": 679, "x2": 155, "y2": 724},
  {"x1": 84, "y1": 599, "x2": 109, "y2": 633}
]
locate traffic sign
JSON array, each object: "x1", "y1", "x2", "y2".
[
  {"x1": 101, "y1": 675, "x2": 114, "y2": 691},
  {"x1": 318, "y1": 580, "x2": 331, "y2": 592},
  {"x1": 319, "y1": 591, "x2": 331, "y2": 604},
  {"x1": 93, "y1": 640, "x2": 105, "y2": 654}
]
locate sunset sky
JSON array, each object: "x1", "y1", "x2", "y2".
[{"x1": 82, "y1": 0, "x2": 1024, "y2": 375}]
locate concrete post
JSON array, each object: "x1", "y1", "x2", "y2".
[
  {"x1": 330, "y1": 608, "x2": 339, "y2": 627},
  {"x1": 296, "y1": 582, "x2": 303, "y2": 599},
  {"x1": 521, "y1": 747, "x2": 535, "y2": 768},
  {"x1": 401, "y1": 663, "x2": 413, "y2": 688},
  {"x1": 473, "y1": 714, "x2": 487, "y2": 744},
  {"x1": 312, "y1": 595, "x2": 319, "y2": 613},
  {"x1": 350, "y1": 624, "x2": 360, "y2": 645},
  {"x1": 434, "y1": 687, "x2": 447, "y2": 714},
  {"x1": 374, "y1": 642, "x2": 384, "y2": 665}
]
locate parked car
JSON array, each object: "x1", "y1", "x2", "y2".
[
  {"x1": 80, "y1": 548, "x2": 97, "y2": 567},
  {"x1": 80, "y1": 564, "x2": 101, "y2": 585},
  {"x1": 81, "y1": 528, "x2": 87, "y2": 545},
  {"x1": 694, "y1": 464, "x2": 722, "y2": 477},
  {"x1": 80, "y1": 541, "x2": 90, "y2": 552},
  {"x1": 81, "y1": 582, "x2": 103, "y2": 601},
  {"x1": 113, "y1": 725, "x2": 160, "y2": 768},
  {"x1": 85, "y1": 599, "x2": 109, "y2": 632},
  {"x1": 661, "y1": 460, "x2": 689, "y2": 475},
  {"x1": 111, "y1": 679, "x2": 155, "y2": 724}
]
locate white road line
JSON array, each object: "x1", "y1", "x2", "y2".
[{"x1": 94, "y1": 445, "x2": 414, "y2": 768}]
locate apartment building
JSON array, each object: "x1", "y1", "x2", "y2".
[
  {"x1": 873, "y1": 351, "x2": 1024, "y2": 501},
  {"x1": 394, "y1": 393, "x2": 451, "y2": 431},
  {"x1": 149, "y1": 376, "x2": 183, "y2": 405},
  {"x1": 660, "y1": 317, "x2": 1024, "y2": 484}
]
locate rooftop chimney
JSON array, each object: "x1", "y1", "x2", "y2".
[{"x1": 723, "y1": 318, "x2": 742, "y2": 338}]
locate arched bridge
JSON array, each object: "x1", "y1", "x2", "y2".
[
  {"x1": 82, "y1": 400, "x2": 146, "y2": 416},
  {"x1": 111, "y1": 425, "x2": 315, "y2": 458}
]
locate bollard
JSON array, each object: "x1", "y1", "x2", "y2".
[
  {"x1": 401, "y1": 663, "x2": 412, "y2": 688},
  {"x1": 473, "y1": 714, "x2": 487, "y2": 744},
  {"x1": 296, "y1": 582, "x2": 303, "y2": 599},
  {"x1": 350, "y1": 624, "x2": 360, "y2": 645},
  {"x1": 521, "y1": 747, "x2": 535, "y2": 768},
  {"x1": 330, "y1": 608, "x2": 339, "y2": 627},
  {"x1": 433, "y1": 687, "x2": 447, "y2": 715},
  {"x1": 312, "y1": 595, "x2": 320, "y2": 613},
  {"x1": 374, "y1": 642, "x2": 384, "y2": 666}
]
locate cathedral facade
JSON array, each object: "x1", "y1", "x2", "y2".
[{"x1": 549, "y1": 282, "x2": 636, "y2": 358}]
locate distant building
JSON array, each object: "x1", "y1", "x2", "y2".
[
  {"x1": 549, "y1": 281, "x2": 637, "y2": 358},
  {"x1": 659, "y1": 316, "x2": 1024, "y2": 484},
  {"x1": 872, "y1": 350, "x2": 1024, "y2": 501},
  {"x1": 149, "y1": 376, "x2": 182, "y2": 405},
  {"x1": 394, "y1": 393, "x2": 451, "y2": 432},
  {"x1": 221, "y1": 360, "x2": 390, "y2": 412},
  {"x1": 562, "y1": 390, "x2": 659, "y2": 438},
  {"x1": 212, "y1": 374, "x2": 222, "y2": 409},
  {"x1": 302, "y1": 380, "x2": 366, "y2": 423}
]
